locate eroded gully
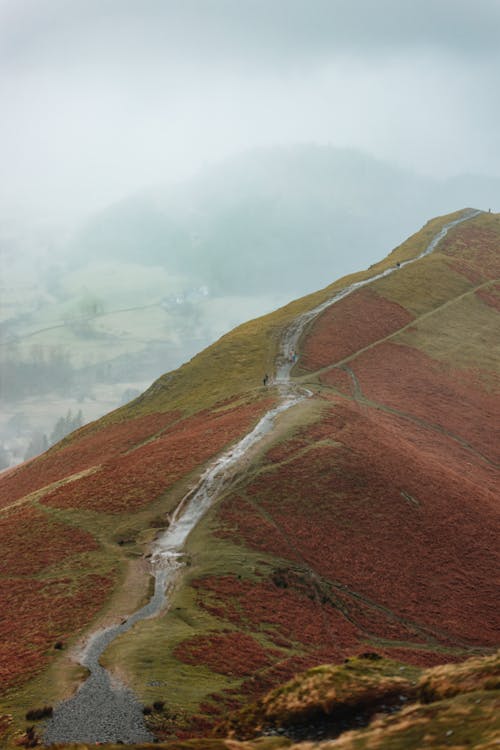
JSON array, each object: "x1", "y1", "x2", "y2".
[{"x1": 44, "y1": 209, "x2": 481, "y2": 744}]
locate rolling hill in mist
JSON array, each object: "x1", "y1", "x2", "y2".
[
  {"x1": 70, "y1": 146, "x2": 500, "y2": 297},
  {"x1": 3, "y1": 145, "x2": 500, "y2": 468},
  {"x1": 0, "y1": 208, "x2": 498, "y2": 748}
]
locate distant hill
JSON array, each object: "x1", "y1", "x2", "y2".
[
  {"x1": 0, "y1": 208, "x2": 498, "y2": 745},
  {"x1": 69, "y1": 146, "x2": 500, "y2": 297},
  {"x1": 4, "y1": 146, "x2": 500, "y2": 469}
]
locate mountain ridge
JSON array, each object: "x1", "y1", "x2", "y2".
[{"x1": 0, "y1": 208, "x2": 498, "y2": 745}]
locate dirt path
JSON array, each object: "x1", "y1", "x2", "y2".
[{"x1": 44, "y1": 384, "x2": 307, "y2": 743}]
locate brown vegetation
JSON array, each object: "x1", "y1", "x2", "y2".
[
  {"x1": 41, "y1": 398, "x2": 273, "y2": 513},
  {"x1": 300, "y1": 288, "x2": 413, "y2": 371}
]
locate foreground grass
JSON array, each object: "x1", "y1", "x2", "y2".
[{"x1": 4, "y1": 651, "x2": 499, "y2": 749}]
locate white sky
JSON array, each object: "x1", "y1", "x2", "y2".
[{"x1": 1, "y1": 0, "x2": 500, "y2": 224}]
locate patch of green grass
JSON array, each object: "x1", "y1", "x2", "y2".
[
  {"x1": 101, "y1": 584, "x2": 242, "y2": 713},
  {"x1": 99, "y1": 470, "x2": 316, "y2": 712},
  {"x1": 100, "y1": 505, "x2": 297, "y2": 699},
  {"x1": 380, "y1": 208, "x2": 479, "y2": 267},
  {"x1": 395, "y1": 288, "x2": 500, "y2": 373},
  {"x1": 418, "y1": 651, "x2": 500, "y2": 702},
  {"x1": 372, "y1": 253, "x2": 474, "y2": 317},
  {"x1": 0, "y1": 660, "x2": 90, "y2": 743}
]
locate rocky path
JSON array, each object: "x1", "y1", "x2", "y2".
[{"x1": 44, "y1": 208, "x2": 482, "y2": 744}]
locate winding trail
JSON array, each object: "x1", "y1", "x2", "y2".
[{"x1": 44, "y1": 208, "x2": 481, "y2": 744}]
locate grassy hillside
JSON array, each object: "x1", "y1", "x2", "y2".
[
  {"x1": 0, "y1": 209, "x2": 498, "y2": 744},
  {"x1": 4, "y1": 651, "x2": 499, "y2": 748},
  {"x1": 102, "y1": 208, "x2": 498, "y2": 739}
]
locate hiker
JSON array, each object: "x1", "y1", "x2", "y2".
[
  {"x1": 263, "y1": 373, "x2": 269, "y2": 386},
  {"x1": 396, "y1": 262, "x2": 401, "y2": 268}
]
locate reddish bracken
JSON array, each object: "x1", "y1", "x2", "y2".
[
  {"x1": 340, "y1": 401, "x2": 499, "y2": 497},
  {"x1": 447, "y1": 258, "x2": 485, "y2": 285},
  {"x1": 214, "y1": 398, "x2": 500, "y2": 649},
  {"x1": 300, "y1": 288, "x2": 413, "y2": 372},
  {"x1": 0, "y1": 572, "x2": 115, "y2": 690},
  {"x1": 0, "y1": 411, "x2": 181, "y2": 510},
  {"x1": 370, "y1": 647, "x2": 464, "y2": 668},
  {"x1": 0, "y1": 505, "x2": 99, "y2": 576},
  {"x1": 315, "y1": 367, "x2": 353, "y2": 397},
  {"x1": 224, "y1": 651, "x2": 347, "y2": 706},
  {"x1": 440, "y1": 224, "x2": 500, "y2": 278},
  {"x1": 40, "y1": 398, "x2": 273, "y2": 513},
  {"x1": 173, "y1": 630, "x2": 275, "y2": 677},
  {"x1": 192, "y1": 574, "x2": 360, "y2": 650},
  {"x1": 348, "y1": 343, "x2": 500, "y2": 463}
]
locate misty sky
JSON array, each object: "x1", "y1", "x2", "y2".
[{"x1": 2, "y1": 0, "x2": 500, "y2": 225}]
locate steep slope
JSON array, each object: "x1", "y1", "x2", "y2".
[{"x1": 0, "y1": 209, "x2": 498, "y2": 743}]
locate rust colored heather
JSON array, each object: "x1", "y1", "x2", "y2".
[
  {"x1": 440, "y1": 224, "x2": 500, "y2": 277},
  {"x1": 264, "y1": 436, "x2": 312, "y2": 465},
  {"x1": 215, "y1": 495, "x2": 303, "y2": 566},
  {"x1": 0, "y1": 572, "x2": 115, "y2": 691},
  {"x1": 350, "y1": 343, "x2": 500, "y2": 463},
  {"x1": 0, "y1": 411, "x2": 180, "y2": 509},
  {"x1": 40, "y1": 398, "x2": 273, "y2": 513},
  {"x1": 447, "y1": 258, "x2": 485, "y2": 284},
  {"x1": 0, "y1": 505, "x2": 99, "y2": 576},
  {"x1": 318, "y1": 367, "x2": 353, "y2": 396},
  {"x1": 374, "y1": 648, "x2": 464, "y2": 668},
  {"x1": 193, "y1": 575, "x2": 360, "y2": 650},
  {"x1": 222, "y1": 650, "x2": 349, "y2": 707},
  {"x1": 173, "y1": 631, "x2": 274, "y2": 676},
  {"x1": 343, "y1": 401, "x2": 500, "y2": 497},
  {"x1": 215, "y1": 400, "x2": 500, "y2": 649},
  {"x1": 300, "y1": 288, "x2": 413, "y2": 372}
]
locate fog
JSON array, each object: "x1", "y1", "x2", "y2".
[
  {"x1": 2, "y1": 0, "x2": 500, "y2": 225},
  {"x1": 2, "y1": 1, "x2": 500, "y2": 466}
]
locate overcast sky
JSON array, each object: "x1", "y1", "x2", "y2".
[{"x1": 2, "y1": 0, "x2": 500, "y2": 225}]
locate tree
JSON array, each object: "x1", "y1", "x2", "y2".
[
  {"x1": 49, "y1": 410, "x2": 84, "y2": 445},
  {"x1": 24, "y1": 433, "x2": 49, "y2": 461},
  {"x1": 0, "y1": 445, "x2": 9, "y2": 470}
]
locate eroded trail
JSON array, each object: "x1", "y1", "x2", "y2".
[{"x1": 44, "y1": 209, "x2": 481, "y2": 744}]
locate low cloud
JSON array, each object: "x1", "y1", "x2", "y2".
[{"x1": 1, "y1": 1, "x2": 500, "y2": 224}]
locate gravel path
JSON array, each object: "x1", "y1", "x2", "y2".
[
  {"x1": 44, "y1": 208, "x2": 482, "y2": 744},
  {"x1": 43, "y1": 665, "x2": 154, "y2": 744},
  {"x1": 44, "y1": 568, "x2": 172, "y2": 744}
]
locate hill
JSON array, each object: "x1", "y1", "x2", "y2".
[
  {"x1": 70, "y1": 146, "x2": 500, "y2": 298},
  {"x1": 0, "y1": 208, "x2": 498, "y2": 746},
  {"x1": 4, "y1": 145, "x2": 500, "y2": 467}
]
